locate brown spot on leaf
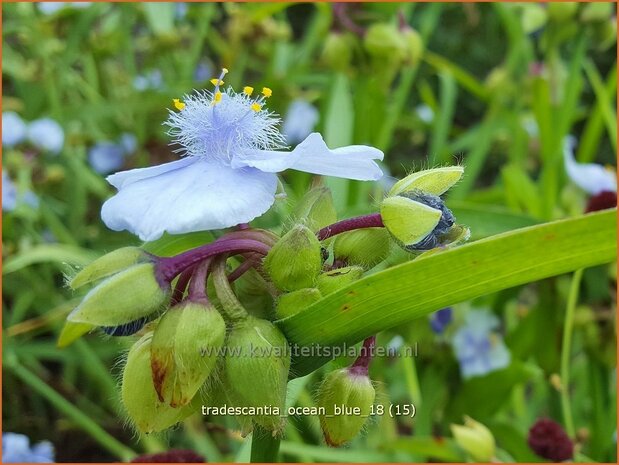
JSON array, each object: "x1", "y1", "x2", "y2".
[{"x1": 341, "y1": 304, "x2": 351, "y2": 312}]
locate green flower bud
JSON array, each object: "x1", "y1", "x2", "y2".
[
  {"x1": 333, "y1": 228, "x2": 390, "y2": 269},
  {"x1": 225, "y1": 316, "x2": 290, "y2": 434},
  {"x1": 317, "y1": 368, "x2": 376, "y2": 447},
  {"x1": 450, "y1": 416, "x2": 496, "y2": 462},
  {"x1": 69, "y1": 247, "x2": 150, "y2": 290},
  {"x1": 151, "y1": 300, "x2": 226, "y2": 407},
  {"x1": 57, "y1": 321, "x2": 94, "y2": 348},
  {"x1": 547, "y1": 2, "x2": 579, "y2": 22},
  {"x1": 364, "y1": 23, "x2": 406, "y2": 61},
  {"x1": 591, "y1": 19, "x2": 617, "y2": 51},
  {"x1": 122, "y1": 333, "x2": 194, "y2": 433},
  {"x1": 68, "y1": 263, "x2": 170, "y2": 326},
  {"x1": 322, "y1": 32, "x2": 354, "y2": 71},
  {"x1": 402, "y1": 28, "x2": 423, "y2": 65},
  {"x1": 316, "y1": 266, "x2": 364, "y2": 296},
  {"x1": 389, "y1": 166, "x2": 463, "y2": 197},
  {"x1": 580, "y1": 2, "x2": 612, "y2": 22},
  {"x1": 275, "y1": 288, "x2": 322, "y2": 319},
  {"x1": 381, "y1": 195, "x2": 442, "y2": 247},
  {"x1": 264, "y1": 225, "x2": 323, "y2": 291},
  {"x1": 288, "y1": 187, "x2": 337, "y2": 233}
]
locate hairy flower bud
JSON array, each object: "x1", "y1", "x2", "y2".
[
  {"x1": 389, "y1": 166, "x2": 463, "y2": 197},
  {"x1": 68, "y1": 263, "x2": 170, "y2": 326},
  {"x1": 316, "y1": 266, "x2": 364, "y2": 296},
  {"x1": 317, "y1": 368, "x2": 376, "y2": 447},
  {"x1": 151, "y1": 301, "x2": 226, "y2": 407},
  {"x1": 333, "y1": 228, "x2": 390, "y2": 269},
  {"x1": 450, "y1": 416, "x2": 496, "y2": 462},
  {"x1": 264, "y1": 225, "x2": 323, "y2": 291},
  {"x1": 224, "y1": 316, "x2": 290, "y2": 434},
  {"x1": 275, "y1": 288, "x2": 323, "y2": 319},
  {"x1": 288, "y1": 187, "x2": 337, "y2": 233},
  {"x1": 69, "y1": 247, "x2": 150, "y2": 290},
  {"x1": 122, "y1": 333, "x2": 194, "y2": 433}
]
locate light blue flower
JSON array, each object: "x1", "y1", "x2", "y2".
[
  {"x1": 452, "y1": 309, "x2": 511, "y2": 379},
  {"x1": 102, "y1": 70, "x2": 383, "y2": 241},
  {"x1": 415, "y1": 104, "x2": 434, "y2": 124},
  {"x1": 3, "y1": 170, "x2": 18, "y2": 211},
  {"x1": 88, "y1": 133, "x2": 137, "y2": 175},
  {"x1": 38, "y1": 2, "x2": 90, "y2": 15},
  {"x1": 281, "y1": 99, "x2": 319, "y2": 144},
  {"x1": 2, "y1": 112, "x2": 28, "y2": 147},
  {"x1": 194, "y1": 61, "x2": 213, "y2": 83},
  {"x1": 133, "y1": 70, "x2": 164, "y2": 92},
  {"x1": 563, "y1": 135, "x2": 617, "y2": 195},
  {"x1": 2, "y1": 433, "x2": 54, "y2": 463},
  {"x1": 27, "y1": 118, "x2": 64, "y2": 155},
  {"x1": 3, "y1": 171, "x2": 39, "y2": 212},
  {"x1": 175, "y1": 2, "x2": 188, "y2": 20}
]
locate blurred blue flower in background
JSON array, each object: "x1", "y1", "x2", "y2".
[
  {"x1": 563, "y1": 135, "x2": 617, "y2": 195},
  {"x1": 133, "y1": 69, "x2": 164, "y2": 92},
  {"x1": 282, "y1": 99, "x2": 319, "y2": 144},
  {"x1": 37, "y1": 2, "x2": 91, "y2": 15},
  {"x1": 193, "y1": 61, "x2": 213, "y2": 83},
  {"x1": 429, "y1": 307, "x2": 453, "y2": 334},
  {"x1": 88, "y1": 133, "x2": 137, "y2": 175},
  {"x1": 415, "y1": 104, "x2": 434, "y2": 124},
  {"x1": 27, "y1": 118, "x2": 64, "y2": 154},
  {"x1": 2, "y1": 433, "x2": 54, "y2": 463},
  {"x1": 452, "y1": 309, "x2": 510, "y2": 379},
  {"x1": 3, "y1": 171, "x2": 39, "y2": 212},
  {"x1": 2, "y1": 112, "x2": 28, "y2": 147}
]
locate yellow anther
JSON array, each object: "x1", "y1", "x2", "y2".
[
  {"x1": 213, "y1": 91, "x2": 222, "y2": 103},
  {"x1": 172, "y1": 98, "x2": 185, "y2": 111},
  {"x1": 261, "y1": 87, "x2": 272, "y2": 98},
  {"x1": 210, "y1": 78, "x2": 224, "y2": 86},
  {"x1": 243, "y1": 86, "x2": 254, "y2": 96},
  {"x1": 251, "y1": 103, "x2": 262, "y2": 112}
]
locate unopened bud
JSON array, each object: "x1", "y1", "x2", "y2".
[
  {"x1": 364, "y1": 23, "x2": 406, "y2": 61},
  {"x1": 68, "y1": 263, "x2": 170, "y2": 326},
  {"x1": 289, "y1": 187, "x2": 337, "y2": 233},
  {"x1": 402, "y1": 27, "x2": 423, "y2": 65},
  {"x1": 317, "y1": 368, "x2": 376, "y2": 447},
  {"x1": 275, "y1": 288, "x2": 322, "y2": 319},
  {"x1": 224, "y1": 316, "x2": 290, "y2": 434},
  {"x1": 450, "y1": 416, "x2": 496, "y2": 462},
  {"x1": 70, "y1": 247, "x2": 150, "y2": 289},
  {"x1": 122, "y1": 333, "x2": 194, "y2": 433},
  {"x1": 264, "y1": 224, "x2": 323, "y2": 291},
  {"x1": 316, "y1": 266, "x2": 364, "y2": 296},
  {"x1": 389, "y1": 166, "x2": 463, "y2": 197},
  {"x1": 322, "y1": 32, "x2": 354, "y2": 71},
  {"x1": 333, "y1": 228, "x2": 390, "y2": 269},
  {"x1": 151, "y1": 301, "x2": 226, "y2": 407}
]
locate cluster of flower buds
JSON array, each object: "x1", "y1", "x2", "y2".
[{"x1": 62, "y1": 165, "x2": 468, "y2": 440}]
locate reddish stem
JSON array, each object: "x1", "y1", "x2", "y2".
[
  {"x1": 317, "y1": 213, "x2": 384, "y2": 241},
  {"x1": 228, "y1": 257, "x2": 258, "y2": 283},
  {"x1": 170, "y1": 266, "x2": 194, "y2": 306},
  {"x1": 349, "y1": 336, "x2": 376, "y2": 376},
  {"x1": 156, "y1": 238, "x2": 271, "y2": 285},
  {"x1": 188, "y1": 258, "x2": 212, "y2": 303}
]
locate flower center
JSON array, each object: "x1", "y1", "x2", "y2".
[{"x1": 165, "y1": 69, "x2": 286, "y2": 163}]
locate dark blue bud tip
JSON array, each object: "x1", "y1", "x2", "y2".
[
  {"x1": 102, "y1": 317, "x2": 148, "y2": 336},
  {"x1": 402, "y1": 190, "x2": 455, "y2": 251},
  {"x1": 430, "y1": 307, "x2": 453, "y2": 334}
]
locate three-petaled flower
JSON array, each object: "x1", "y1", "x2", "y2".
[{"x1": 102, "y1": 69, "x2": 384, "y2": 241}]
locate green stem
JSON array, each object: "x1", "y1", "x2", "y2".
[
  {"x1": 6, "y1": 357, "x2": 136, "y2": 461},
  {"x1": 560, "y1": 268, "x2": 583, "y2": 438},
  {"x1": 250, "y1": 423, "x2": 281, "y2": 463}
]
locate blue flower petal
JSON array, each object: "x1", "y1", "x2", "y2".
[{"x1": 101, "y1": 158, "x2": 278, "y2": 241}]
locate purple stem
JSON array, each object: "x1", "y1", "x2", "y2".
[
  {"x1": 349, "y1": 336, "x2": 376, "y2": 376},
  {"x1": 156, "y1": 238, "x2": 271, "y2": 285},
  {"x1": 317, "y1": 213, "x2": 384, "y2": 241},
  {"x1": 228, "y1": 256, "x2": 259, "y2": 283},
  {"x1": 170, "y1": 265, "x2": 195, "y2": 306},
  {"x1": 187, "y1": 258, "x2": 212, "y2": 304}
]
